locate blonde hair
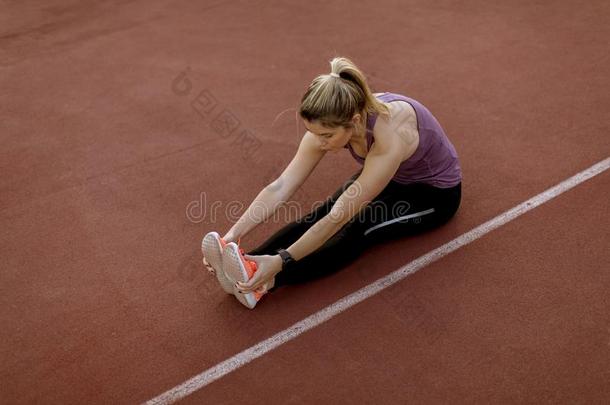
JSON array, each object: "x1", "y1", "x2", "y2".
[{"x1": 299, "y1": 57, "x2": 390, "y2": 128}]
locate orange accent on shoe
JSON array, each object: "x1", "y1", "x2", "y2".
[
  {"x1": 236, "y1": 247, "x2": 258, "y2": 279},
  {"x1": 232, "y1": 240, "x2": 264, "y2": 301}
]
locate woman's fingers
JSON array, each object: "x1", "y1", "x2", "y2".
[
  {"x1": 237, "y1": 272, "x2": 265, "y2": 292},
  {"x1": 236, "y1": 279, "x2": 255, "y2": 292},
  {"x1": 202, "y1": 257, "x2": 215, "y2": 274},
  {"x1": 254, "y1": 283, "x2": 268, "y2": 294},
  {"x1": 243, "y1": 254, "x2": 257, "y2": 262}
]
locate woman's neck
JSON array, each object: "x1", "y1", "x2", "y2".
[{"x1": 350, "y1": 112, "x2": 368, "y2": 142}]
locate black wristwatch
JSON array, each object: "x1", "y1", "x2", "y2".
[{"x1": 276, "y1": 248, "x2": 295, "y2": 271}]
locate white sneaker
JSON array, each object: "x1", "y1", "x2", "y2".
[
  {"x1": 201, "y1": 231, "x2": 233, "y2": 294},
  {"x1": 222, "y1": 242, "x2": 269, "y2": 309}
]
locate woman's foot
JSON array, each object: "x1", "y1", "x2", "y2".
[
  {"x1": 201, "y1": 231, "x2": 233, "y2": 294},
  {"x1": 222, "y1": 242, "x2": 271, "y2": 309}
]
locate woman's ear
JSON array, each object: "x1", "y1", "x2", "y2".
[{"x1": 351, "y1": 113, "x2": 362, "y2": 125}]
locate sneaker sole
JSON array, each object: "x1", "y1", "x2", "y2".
[
  {"x1": 201, "y1": 232, "x2": 233, "y2": 294},
  {"x1": 223, "y1": 242, "x2": 258, "y2": 309}
]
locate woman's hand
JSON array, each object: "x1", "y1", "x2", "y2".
[
  {"x1": 202, "y1": 257, "x2": 215, "y2": 275},
  {"x1": 236, "y1": 254, "x2": 282, "y2": 294}
]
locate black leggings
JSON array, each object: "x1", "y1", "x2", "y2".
[{"x1": 247, "y1": 170, "x2": 461, "y2": 289}]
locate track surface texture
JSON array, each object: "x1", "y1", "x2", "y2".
[{"x1": 1, "y1": 1, "x2": 609, "y2": 403}]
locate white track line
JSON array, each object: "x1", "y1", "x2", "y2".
[{"x1": 145, "y1": 157, "x2": 610, "y2": 405}]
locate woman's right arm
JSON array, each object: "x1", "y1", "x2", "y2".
[
  {"x1": 222, "y1": 183, "x2": 290, "y2": 242},
  {"x1": 223, "y1": 131, "x2": 326, "y2": 242}
]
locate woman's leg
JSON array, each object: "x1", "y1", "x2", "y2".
[
  {"x1": 361, "y1": 182, "x2": 462, "y2": 245},
  {"x1": 246, "y1": 170, "x2": 362, "y2": 256},
  {"x1": 273, "y1": 181, "x2": 462, "y2": 287}
]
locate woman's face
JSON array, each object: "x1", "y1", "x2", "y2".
[{"x1": 303, "y1": 117, "x2": 360, "y2": 152}]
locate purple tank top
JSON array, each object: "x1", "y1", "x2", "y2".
[{"x1": 345, "y1": 92, "x2": 462, "y2": 188}]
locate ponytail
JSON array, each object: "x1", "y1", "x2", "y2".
[{"x1": 299, "y1": 57, "x2": 390, "y2": 128}]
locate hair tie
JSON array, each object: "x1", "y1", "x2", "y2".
[{"x1": 329, "y1": 72, "x2": 340, "y2": 78}]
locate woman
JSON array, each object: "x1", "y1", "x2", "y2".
[{"x1": 202, "y1": 57, "x2": 462, "y2": 309}]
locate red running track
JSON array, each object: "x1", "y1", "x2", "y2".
[{"x1": 1, "y1": 0, "x2": 609, "y2": 403}]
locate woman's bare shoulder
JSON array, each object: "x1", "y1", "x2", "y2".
[{"x1": 371, "y1": 101, "x2": 419, "y2": 160}]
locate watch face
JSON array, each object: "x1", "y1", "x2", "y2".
[
  {"x1": 280, "y1": 250, "x2": 289, "y2": 261},
  {"x1": 278, "y1": 249, "x2": 294, "y2": 266}
]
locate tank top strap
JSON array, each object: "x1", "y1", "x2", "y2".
[{"x1": 365, "y1": 111, "x2": 377, "y2": 148}]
